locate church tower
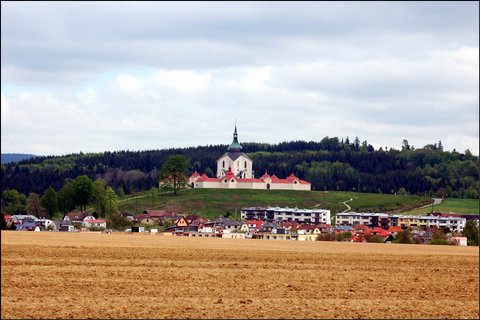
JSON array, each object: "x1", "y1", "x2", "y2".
[{"x1": 216, "y1": 124, "x2": 253, "y2": 178}]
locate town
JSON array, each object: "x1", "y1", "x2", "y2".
[{"x1": 5, "y1": 206, "x2": 478, "y2": 246}]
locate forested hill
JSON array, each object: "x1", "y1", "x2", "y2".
[
  {"x1": 1, "y1": 138, "x2": 478, "y2": 199},
  {"x1": 1, "y1": 153, "x2": 37, "y2": 164}
]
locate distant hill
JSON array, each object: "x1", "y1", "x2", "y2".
[{"x1": 1, "y1": 153, "x2": 37, "y2": 164}]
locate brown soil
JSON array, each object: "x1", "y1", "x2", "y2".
[{"x1": 1, "y1": 231, "x2": 478, "y2": 319}]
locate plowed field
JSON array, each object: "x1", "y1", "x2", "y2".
[{"x1": 1, "y1": 231, "x2": 478, "y2": 319}]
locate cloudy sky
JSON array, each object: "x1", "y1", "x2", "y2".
[{"x1": 1, "y1": 1, "x2": 479, "y2": 156}]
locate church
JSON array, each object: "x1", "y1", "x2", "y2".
[{"x1": 189, "y1": 125, "x2": 311, "y2": 191}]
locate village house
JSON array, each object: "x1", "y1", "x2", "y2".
[
  {"x1": 34, "y1": 219, "x2": 56, "y2": 230},
  {"x1": 53, "y1": 219, "x2": 75, "y2": 232},
  {"x1": 82, "y1": 218, "x2": 107, "y2": 229},
  {"x1": 11, "y1": 214, "x2": 38, "y2": 225},
  {"x1": 64, "y1": 211, "x2": 89, "y2": 223},
  {"x1": 120, "y1": 212, "x2": 134, "y2": 221},
  {"x1": 166, "y1": 217, "x2": 199, "y2": 236}
]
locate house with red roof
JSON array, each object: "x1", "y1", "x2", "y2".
[
  {"x1": 82, "y1": 219, "x2": 107, "y2": 229},
  {"x1": 188, "y1": 125, "x2": 311, "y2": 191},
  {"x1": 247, "y1": 219, "x2": 264, "y2": 232}
]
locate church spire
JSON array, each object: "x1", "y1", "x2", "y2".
[{"x1": 227, "y1": 122, "x2": 242, "y2": 152}]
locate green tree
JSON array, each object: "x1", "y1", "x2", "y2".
[
  {"x1": 115, "y1": 186, "x2": 125, "y2": 198},
  {"x1": 393, "y1": 230, "x2": 414, "y2": 244},
  {"x1": 2, "y1": 189, "x2": 25, "y2": 215},
  {"x1": 401, "y1": 139, "x2": 410, "y2": 151},
  {"x1": 397, "y1": 187, "x2": 409, "y2": 196},
  {"x1": 92, "y1": 179, "x2": 107, "y2": 217},
  {"x1": 106, "y1": 213, "x2": 132, "y2": 231},
  {"x1": 73, "y1": 175, "x2": 93, "y2": 212},
  {"x1": 58, "y1": 180, "x2": 76, "y2": 216},
  {"x1": 159, "y1": 155, "x2": 188, "y2": 195},
  {"x1": 26, "y1": 193, "x2": 46, "y2": 218},
  {"x1": 335, "y1": 231, "x2": 352, "y2": 242},
  {"x1": 162, "y1": 219, "x2": 173, "y2": 231},
  {"x1": 105, "y1": 187, "x2": 118, "y2": 215},
  {"x1": 429, "y1": 228, "x2": 451, "y2": 245},
  {"x1": 204, "y1": 167, "x2": 214, "y2": 177},
  {"x1": 41, "y1": 187, "x2": 58, "y2": 218},
  {"x1": 463, "y1": 220, "x2": 479, "y2": 246},
  {"x1": 149, "y1": 187, "x2": 159, "y2": 208}
]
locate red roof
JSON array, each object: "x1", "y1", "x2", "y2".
[
  {"x1": 4, "y1": 215, "x2": 12, "y2": 220},
  {"x1": 315, "y1": 223, "x2": 333, "y2": 229},
  {"x1": 268, "y1": 173, "x2": 310, "y2": 185},
  {"x1": 440, "y1": 213, "x2": 461, "y2": 217},
  {"x1": 367, "y1": 227, "x2": 390, "y2": 237},
  {"x1": 281, "y1": 221, "x2": 301, "y2": 230},
  {"x1": 144, "y1": 210, "x2": 174, "y2": 217},
  {"x1": 298, "y1": 224, "x2": 316, "y2": 230},
  {"x1": 197, "y1": 175, "x2": 223, "y2": 182},
  {"x1": 192, "y1": 171, "x2": 311, "y2": 185},
  {"x1": 388, "y1": 226, "x2": 403, "y2": 233},
  {"x1": 192, "y1": 171, "x2": 199, "y2": 177},
  {"x1": 247, "y1": 219, "x2": 264, "y2": 229},
  {"x1": 87, "y1": 219, "x2": 106, "y2": 224},
  {"x1": 353, "y1": 224, "x2": 369, "y2": 230}
]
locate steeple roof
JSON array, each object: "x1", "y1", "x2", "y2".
[{"x1": 227, "y1": 124, "x2": 242, "y2": 151}]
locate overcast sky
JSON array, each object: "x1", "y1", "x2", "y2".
[{"x1": 1, "y1": 1, "x2": 479, "y2": 156}]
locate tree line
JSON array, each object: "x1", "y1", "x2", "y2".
[{"x1": 1, "y1": 137, "x2": 478, "y2": 199}]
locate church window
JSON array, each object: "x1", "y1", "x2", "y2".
[
  {"x1": 244, "y1": 161, "x2": 247, "y2": 168},
  {"x1": 223, "y1": 161, "x2": 225, "y2": 168},
  {"x1": 231, "y1": 179, "x2": 235, "y2": 183},
  {"x1": 294, "y1": 180, "x2": 298, "y2": 184},
  {"x1": 224, "y1": 179, "x2": 227, "y2": 183}
]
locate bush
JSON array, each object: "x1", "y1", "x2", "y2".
[
  {"x1": 107, "y1": 213, "x2": 133, "y2": 231},
  {"x1": 392, "y1": 230, "x2": 415, "y2": 244},
  {"x1": 366, "y1": 235, "x2": 384, "y2": 243},
  {"x1": 463, "y1": 220, "x2": 479, "y2": 246},
  {"x1": 429, "y1": 239, "x2": 452, "y2": 245},
  {"x1": 89, "y1": 226, "x2": 105, "y2": 232},
  {"x1": 317, "y1": 233, "x2": 335, "y2": 241},
  {"x1": 336, "y1": 231, "x2": 352, "y2": 242}
]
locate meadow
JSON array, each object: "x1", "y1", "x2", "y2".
[
  {"x1": 1, "y1": 231, "x2": 478, "y2": 319},
  {"x1": 401, "y1": 198, "x2": 479, "y2": 215},
  {"x1": 117, "y1": 188, "x2": 431, "y2": 219}
]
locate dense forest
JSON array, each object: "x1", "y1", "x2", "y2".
[{"x1": 1, "y1": 137, "x2": 479, "y2": 199}]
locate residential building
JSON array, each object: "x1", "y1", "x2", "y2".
[
  {"x1": 241, "y1": 207, "x2": 331, "y2": 224},
  {"x1": 335, "y1": 212, "x2": 466, "y2": 233},
  {"x1": 335, "y1": 212, "x2": 389, "y2": 227}
]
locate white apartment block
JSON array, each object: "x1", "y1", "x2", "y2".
[
  {"x1": 241, "y1": 207, "x2": 331, "y2": 224},
  {"x1": 335, "y1": 212, "x2": 467, "y2": 233}
]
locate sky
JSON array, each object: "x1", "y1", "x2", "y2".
[{"x1": 1, "y1": 1, "x2": 479, "y2": 156}]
